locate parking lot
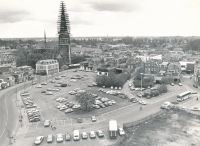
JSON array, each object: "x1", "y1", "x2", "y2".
[{"x1": 23, "y1": 70, "x2": 133, "y2": 122}]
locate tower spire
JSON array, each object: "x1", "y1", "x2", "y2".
[
  {"x1": 57, "y1": 1, "x2": 71, "y2": 65},
  {"x1": 44, "y1": 30, "x2": 46, "y2": 48}
]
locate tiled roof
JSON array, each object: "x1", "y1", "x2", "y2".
[{"x1": 35, "y1": 41, "x2": 58, "y2": 50}]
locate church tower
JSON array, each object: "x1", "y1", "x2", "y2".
[{"x1": 57, "y1": 1, "x2": 71, "y2": 65}]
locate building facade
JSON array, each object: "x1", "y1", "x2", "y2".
[
  {"x1": 36, "y1": 60, "x2": 59, "y2": 75},
  {"x1": 194, "y1": 62, "x2": 200, "y2": 86}
]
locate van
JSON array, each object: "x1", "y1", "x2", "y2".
[{"x1": 73, "y1": 130, "x2": 79, "y2": 140}]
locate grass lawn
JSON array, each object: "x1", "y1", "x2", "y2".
[{"x1": 119, "y1": 110, "x2": 200, "y2": 146}]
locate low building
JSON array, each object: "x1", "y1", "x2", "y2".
[
  {"x1": 194, "y1": 62, "x2": 200, "y2": 86},
  {"x1": 87, "y1": 58, "x2": 102, "y2": 71},
  {"x1": 36, "y1": 59, "x2": 59, "y2": 75}
]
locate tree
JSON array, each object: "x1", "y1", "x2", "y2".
[
  {"x1": 161, "y1": 77, "x2": 174, "y2": 84},
  {"x1": 122, "y1": 37, "x2": 133, "y2": 44},
  {"x1": 95, "y1": 72, "x2": 127, "y2": 88},
  {"x1": 157, "y1": 84, "x2": 168, "y2": 93},
  {"x1": 75, "y1": 92, "x2": 95, "y2": 111},
  {"x1": 134, "y1": 67, "x2": 145, "y2": 80},
  {"x1": 71, "y1": 54, "x2": 85, "y2": 64}
]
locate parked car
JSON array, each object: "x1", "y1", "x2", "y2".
[
  {"x1": 171, "y1": 83, "x2": 174, "y2": 86},
  {"x1": 96, "y1": 130, "x2": 104, "y2": 137},
  {"x1": 47, "y1": 134, "x2": 53, "y2": 143},
  {"x1": 34, "y1": 136, "x2": 44, "y2": 145},
  {"x1": 191, "y1": 91, "x2": 197, "y2": 94},
  {"x1": 68, "y1": 91, "x2": 77, "y2": 95},
  {"x1": 55, "y1": 77, "x2": 61, "y2": 80},
  {"x1": 56, "y1": 133, "x2": 63, "y2": 142},
  {"x1": 47, "y1": 88, "x2": 52, "y2": 91},
  {"x1": 89, "y1": 131, "x2": 96, "y2": 138},
  {"x1": 65, "y1": 133, "x2": 71, "y2": 141},
  {"x1": 82, "y1": 132, "x2": 88, "y2": 139},
  {"x1": 93, "y1": 104, "x2": 100, "y2": 109},
  {"x1": 64, "y1": 108, "x2": 73, "y2": 114},
  {"x1": 91, "y1": 116, "x2": 97, "y2": 122},
  {"x1": 61, "y1": 84, "x2": 67, "y2": 87},
  {"x1": 193, "y1": 84, "x2": 198, "y2": 88},
  {"x1": 44, "y1": 120, "x2": 50, "y2": 127},
  {"x1": 50, "y1": 80, "x2": 55, "y2": 83},
  {"x1": 45, "y1": 92, "x2": 53, "y2": 95},
  {"x1": 41, "y1": 82, "x2": 47, "y2": 85},
  {"x1": 32, "y1": 82, "x2": 37, "y2": 85},
  {"x1": 36, "y1": 85, "x2": 42, "y2": 88},
  {"x1": 29, "y1": 117, "x2": 40, "y2": 122},
  {"x1": 77, "y1": 118, "x2": 82, "y2": 123},
  {"x1": 99, "y1": 103, "x2": 105, "y2": 108},
  {"x1": 41, "y1": 90, "x2": 46, "y2": 93},
  {"x1": 54, "y1": 84, "x2": 60, "y2": 87},
  {"x1": 178, "y1": 83, "x2": 182, "y2": 86},
  {"x1": 118, "y1": 128, "x2": 125, "y2": 136},
  {"x1": 110, "y1": 100, "x2": 116, "y2": 104}
]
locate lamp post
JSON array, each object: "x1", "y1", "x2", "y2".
[{"x1": 140, "y1": 73, "x2": 143, "y2": 100}]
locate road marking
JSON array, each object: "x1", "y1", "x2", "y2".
[{"x1": 0, "y1": 97, "x2": 8, "y2": 138}]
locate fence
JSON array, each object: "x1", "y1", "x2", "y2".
[
  {"x1": 123, "y1": 110, "x2": 167, "y2": 131},
  {"x1": 170, "y1": 104, "x2": 200, "y2": 117}
]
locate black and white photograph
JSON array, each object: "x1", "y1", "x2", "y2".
[{"x1": 0, "y1": 0, "x2": 200, "y2": 146}]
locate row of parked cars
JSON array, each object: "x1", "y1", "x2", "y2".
[
  {"x1": 34, "y1": 129, "x2": 105, "y2": 145},
  {"x1": 21, "y1": 91, "x2": 42, "y2": 122}
]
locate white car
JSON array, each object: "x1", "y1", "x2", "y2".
[
  {"x1": 69, "y1": 91, "x2": 77, "y2": 95},
  {"x1": 110, "y1": 100, "x2": 116, "y2": 104},
  {"x1": 160, "y1": 101, "x2": 171, "y2": 109},
  {"x1": 82, "y1": 132, "x2": 88, "y2": 139},
  {"x1": 47, "y1": 88, "x2": 52, "y2": 91},
  {"x1": 72, "y1": 104, "x2": 81, "y2": 109},
  {"x1": 118, "y1": 128, "x2": 125, "y2": 136},
  {"x1": 139, "y1": 100, "x2": 147, "y2": 105},
  {"x1": 47, "y1": 134, "x2": 53, "y2": 143},
  {"x1": 34, "y1": 136, "x2": 44, "y2": 145},
  {"x1": 59, "y1": 105, "x2": 68, "y2": 110},
  {"x1": 57, "y1": 133, "x2": 63, "y2": 142},
  {"x1": 45, "y1": 92, "x2": 53, "y2": 95},
  {"x1": 89, "y1": 131, "x2": 96, "y2": 138},
  {"x1": 55, "y1": 88, "x2": 61, "y2": 91},
  {"x1": 178, "y1": 83, "x2": 182, "y2": 86},
  {"x1": 54, "y1": 84, "x2": 60, "y2": 87},
  {"x1": 36, "y1": 85, "x2": 42, "y2": 88},
  {"x1": 50, "y1": 80, "x2": 55, "y2": 83},
  {"x1": 74, "y1": 88, "x2": 81, "y2": 92},
  {"x1": 44, "y1": 120, "x2": 50, "y2": 127},
  {"x1": 57, "y1": 104, "x2": 64, "y2": 109},
  {"x1": 21, "y1": 92, "x2": 30, "y2": 96},
  {"x1": 70, "y1": 79, "x2": 77, "y2": 82},
  {"x1": 56, "y1": 98, "x2": 62, "y2": 102},
  {"x1": 41, "y1": 82, "x2": 47, "y2": 85}
]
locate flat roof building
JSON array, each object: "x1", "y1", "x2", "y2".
[{"x1": 36, "y1": 59, "x2": 59, "y2": 75}]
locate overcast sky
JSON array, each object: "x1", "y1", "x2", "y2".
[{"x1": 0, "y1": 0, "x2": 200, "y2": 38}]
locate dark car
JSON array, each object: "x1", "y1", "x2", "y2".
[
  {"x1": 193, "y1": 84, "x2": 198, "y2": 88},
  {"x1": 29, "y1": 117, "x2": 40, "y2": 122},
  {"x1": 68, "y1": 103, "x2": 74, "y2": 108},
  {"x1": 65, "y1": 133, "x2": 71, "y2": 141},
  {"x1": 61, "y1": 84, "x2": 67, "y2": 87},
  {"x1": 41, "y1": 90, "x2": 46, "y2": 93}
]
